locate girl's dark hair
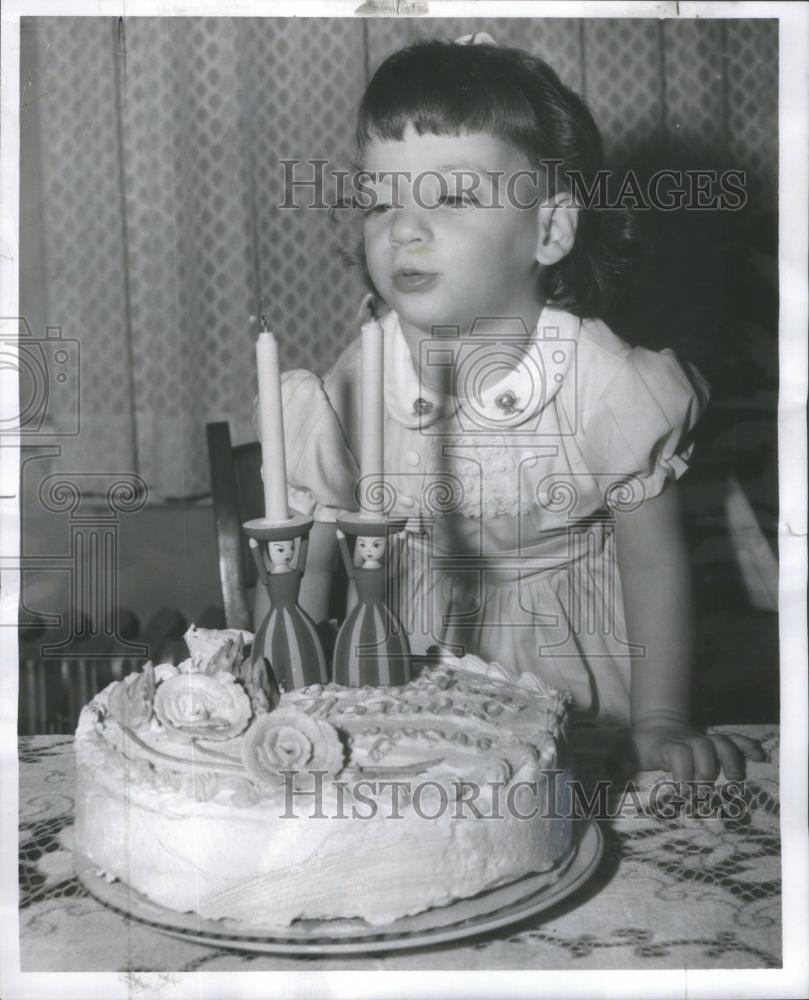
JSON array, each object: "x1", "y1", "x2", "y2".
[{"x1": 355, "y1": 39, "x2": 640, "y2": 317}]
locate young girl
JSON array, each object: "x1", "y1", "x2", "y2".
[{"x1": 272, "y1": 34, "x2": 763, "y2": 781}]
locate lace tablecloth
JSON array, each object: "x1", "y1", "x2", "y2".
[{"x1": 17, "y1": 728, "x2": 780, "y2": 971}]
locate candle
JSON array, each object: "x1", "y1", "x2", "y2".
[
  {"x1": 256, "y1": 329, "x2": 289, "y2": 521},
  {"x1": 360, "y1": 311, "x2": 384, "y2": 513}
]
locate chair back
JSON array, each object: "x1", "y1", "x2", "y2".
[{"x1": 206, "y1": 422, "x2": 263, "y2": 630}]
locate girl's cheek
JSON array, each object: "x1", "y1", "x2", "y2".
[
  {"x1": 362, "y1": 222, "x2": 378, "y2": 251},
  {"x1": 364, "y1": 234, "x2": 388, "y2": 275}
]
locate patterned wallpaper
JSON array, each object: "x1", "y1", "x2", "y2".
[{"x1": 20, "y1": 16, "x2": 778, "y2": 499}]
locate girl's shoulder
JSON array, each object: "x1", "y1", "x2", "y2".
[
  {"x1": 321, "y1": 336, "x2": 362, "y2": 448},
  {"x1": 328, "y1": 333, "x2": 362, "y2": 369},
  {"x1": 576, "y1": 316, "x2": 637, "y2": 393},
  {"x1": 575, "y1": 315, "x2": 709, "y2": 416},
  {"x1": 323, "y1": 335, "x2": 362, "y2": 390},
  {"x1": 570, "y1": 315, "x2": 710, "y2": 491}
]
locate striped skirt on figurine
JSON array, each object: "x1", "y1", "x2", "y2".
[
  {"x1": 332, "y1": 566, "x2": 411, "y2": 687},
  {"x1": 252, "y1": 570, "x2": 328, "y2": 690}
]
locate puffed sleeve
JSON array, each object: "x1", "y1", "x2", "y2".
[
  {"x1": 582, "y1": 347, "x2": 710, "y2": 506},
  {"x1": 254, "y1": 370, "x2": 359, "y2": 522},
  {"x1": 283, "y1": 370, "x2": 360, "y2": 521}
]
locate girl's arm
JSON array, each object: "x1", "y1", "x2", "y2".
[{"x1": 614, "y1": 481, "x2": 764, "y2": 781}]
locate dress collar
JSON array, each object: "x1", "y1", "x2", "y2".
[{"x1": 366, "y1": 306, "x2": 580, "y2": 429}]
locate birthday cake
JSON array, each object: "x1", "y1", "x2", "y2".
[{"x1": 74, "y1": 628, "x2": 573, "y2": 928}]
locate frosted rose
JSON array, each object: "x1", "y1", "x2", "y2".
[
  {"x1": 107, "y1": 662, "x2": 155, "y2": 732},
  {"x1": 153, "y1": 671, "x2": 251, "y2": 742},
  {"x1": 241, "y1": 708, "x2": 344, "y2": 786},
  {"x1": 231, "y1": 655, "x2": 280, "y2": 715},
  {"x1": 184, "y1": 626, "x2": 252, "y2": 675}
]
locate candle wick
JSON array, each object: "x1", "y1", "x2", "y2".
[
  {"x1": 367, "y1": 298, "x2": 377, "y2": 321},
  {"x1": 260, "y1": 315, "x2": 270, "y2": 333}
]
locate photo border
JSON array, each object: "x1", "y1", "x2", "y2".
[{"x1": 1, "y1": 2, "x2": 806, "y2": 998}]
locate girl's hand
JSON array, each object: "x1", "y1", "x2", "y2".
[{"x1": 609, "y1": 722, "x2": 766, "y2": 783}]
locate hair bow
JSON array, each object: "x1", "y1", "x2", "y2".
[{"x1": 454, "y1": 32, "x2": 497, "y2": 46}]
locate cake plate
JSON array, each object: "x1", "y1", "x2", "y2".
[{"x1": 74, "y1": 821, "x2": 603, "y2": 956}]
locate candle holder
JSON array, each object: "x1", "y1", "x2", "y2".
[
  {"x1": 332, "y1": 512, "x2": 411, "y2": 687},
  {"x1": 243, "y1": 513, "x2": 328, "y2": 691}
]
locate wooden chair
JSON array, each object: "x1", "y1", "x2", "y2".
[
  {"x1": 205, "y1": 421, "x2": 349, "y2": 641},
  {"x1": 205, "y1": 422, "x2": 263, "y2": 630}
]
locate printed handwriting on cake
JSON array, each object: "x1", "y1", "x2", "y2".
[
  {"x1": 369, "y1": 735, "x2": 395, "y2": 761},
  {"x1": 301, "y1": 696, "x2": 340, "y2": 717}
]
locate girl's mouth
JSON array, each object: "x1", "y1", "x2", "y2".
[{"x1": 392, "y1": 270, "x2": 439, "y2": 294}]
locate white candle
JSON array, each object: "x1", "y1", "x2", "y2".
[
  {"x1": 256, "y1": 329, "x2": 289, "y2": 521},
  {"x1": 360, "y1": 315, "x2": 384, "y2": 513}
]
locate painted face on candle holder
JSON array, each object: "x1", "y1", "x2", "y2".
[
  {"x1": 361, "y1": 126, "x2": 550, "y2": 339},
  {"x1": 268, "y1": 540, "x2": 295, "y2": 574},
  {"x1": 355, "y1": 535, "x2": 386, "y2": 569}
]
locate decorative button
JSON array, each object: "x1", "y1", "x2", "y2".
[
  {"x1": 413, "y1": 397, "x2": 434, "y2": 416},
  {"x1": 405, "y1": 450, "x2": 420, "y2": 468},
  {"x1": 494, "y1": 390, "x2": 522, "y2": 416},
  {"x1": 399, "y1": 494, "x2": 416, "y2": 508}
]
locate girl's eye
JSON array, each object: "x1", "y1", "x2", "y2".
[
  {"x1": 439, "y1": 193, "x2": 479, "y2": 209},
  {"x1": 363, "y1": 202, "x2": 392, "y2": 217}
]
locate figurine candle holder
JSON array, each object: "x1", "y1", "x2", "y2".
[
  {"x1": 332, "y1": 512, "x2": 411, "y2": 687},
  {"x1": 243, "y1": 513, "x2": 328, "y2": 690}
]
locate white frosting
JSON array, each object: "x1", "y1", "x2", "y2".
[{"x1": 74, "y1": 647, "x2": 573, "y2": 928}]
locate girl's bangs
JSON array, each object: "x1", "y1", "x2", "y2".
[{"x1": 356, "y1": 47, "x2": 539, "y2": 155}]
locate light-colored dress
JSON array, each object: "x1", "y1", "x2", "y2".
[{"x1": 280, "y1": 305, "x2": 709, "y2": 725}]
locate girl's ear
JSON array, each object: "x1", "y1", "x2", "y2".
[{"x1": 534, "y1": 195, "x2": 579, "y2": 266}]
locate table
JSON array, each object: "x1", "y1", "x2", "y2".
[{"x1": 18, "y1": 727, "x2": 781, "y2": 971}]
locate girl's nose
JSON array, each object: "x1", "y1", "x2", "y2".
[{"x1": 389, "y1": 203, "x2": 431, "y2": 247}]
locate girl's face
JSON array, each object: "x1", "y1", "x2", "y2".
[{"x1": 362, "y1": 126, "x2": 544, "y2": 341}]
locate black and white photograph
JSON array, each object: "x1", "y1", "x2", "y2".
[{"x1": 0, "y1": 1, "x2": 806, "y2": 997}]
